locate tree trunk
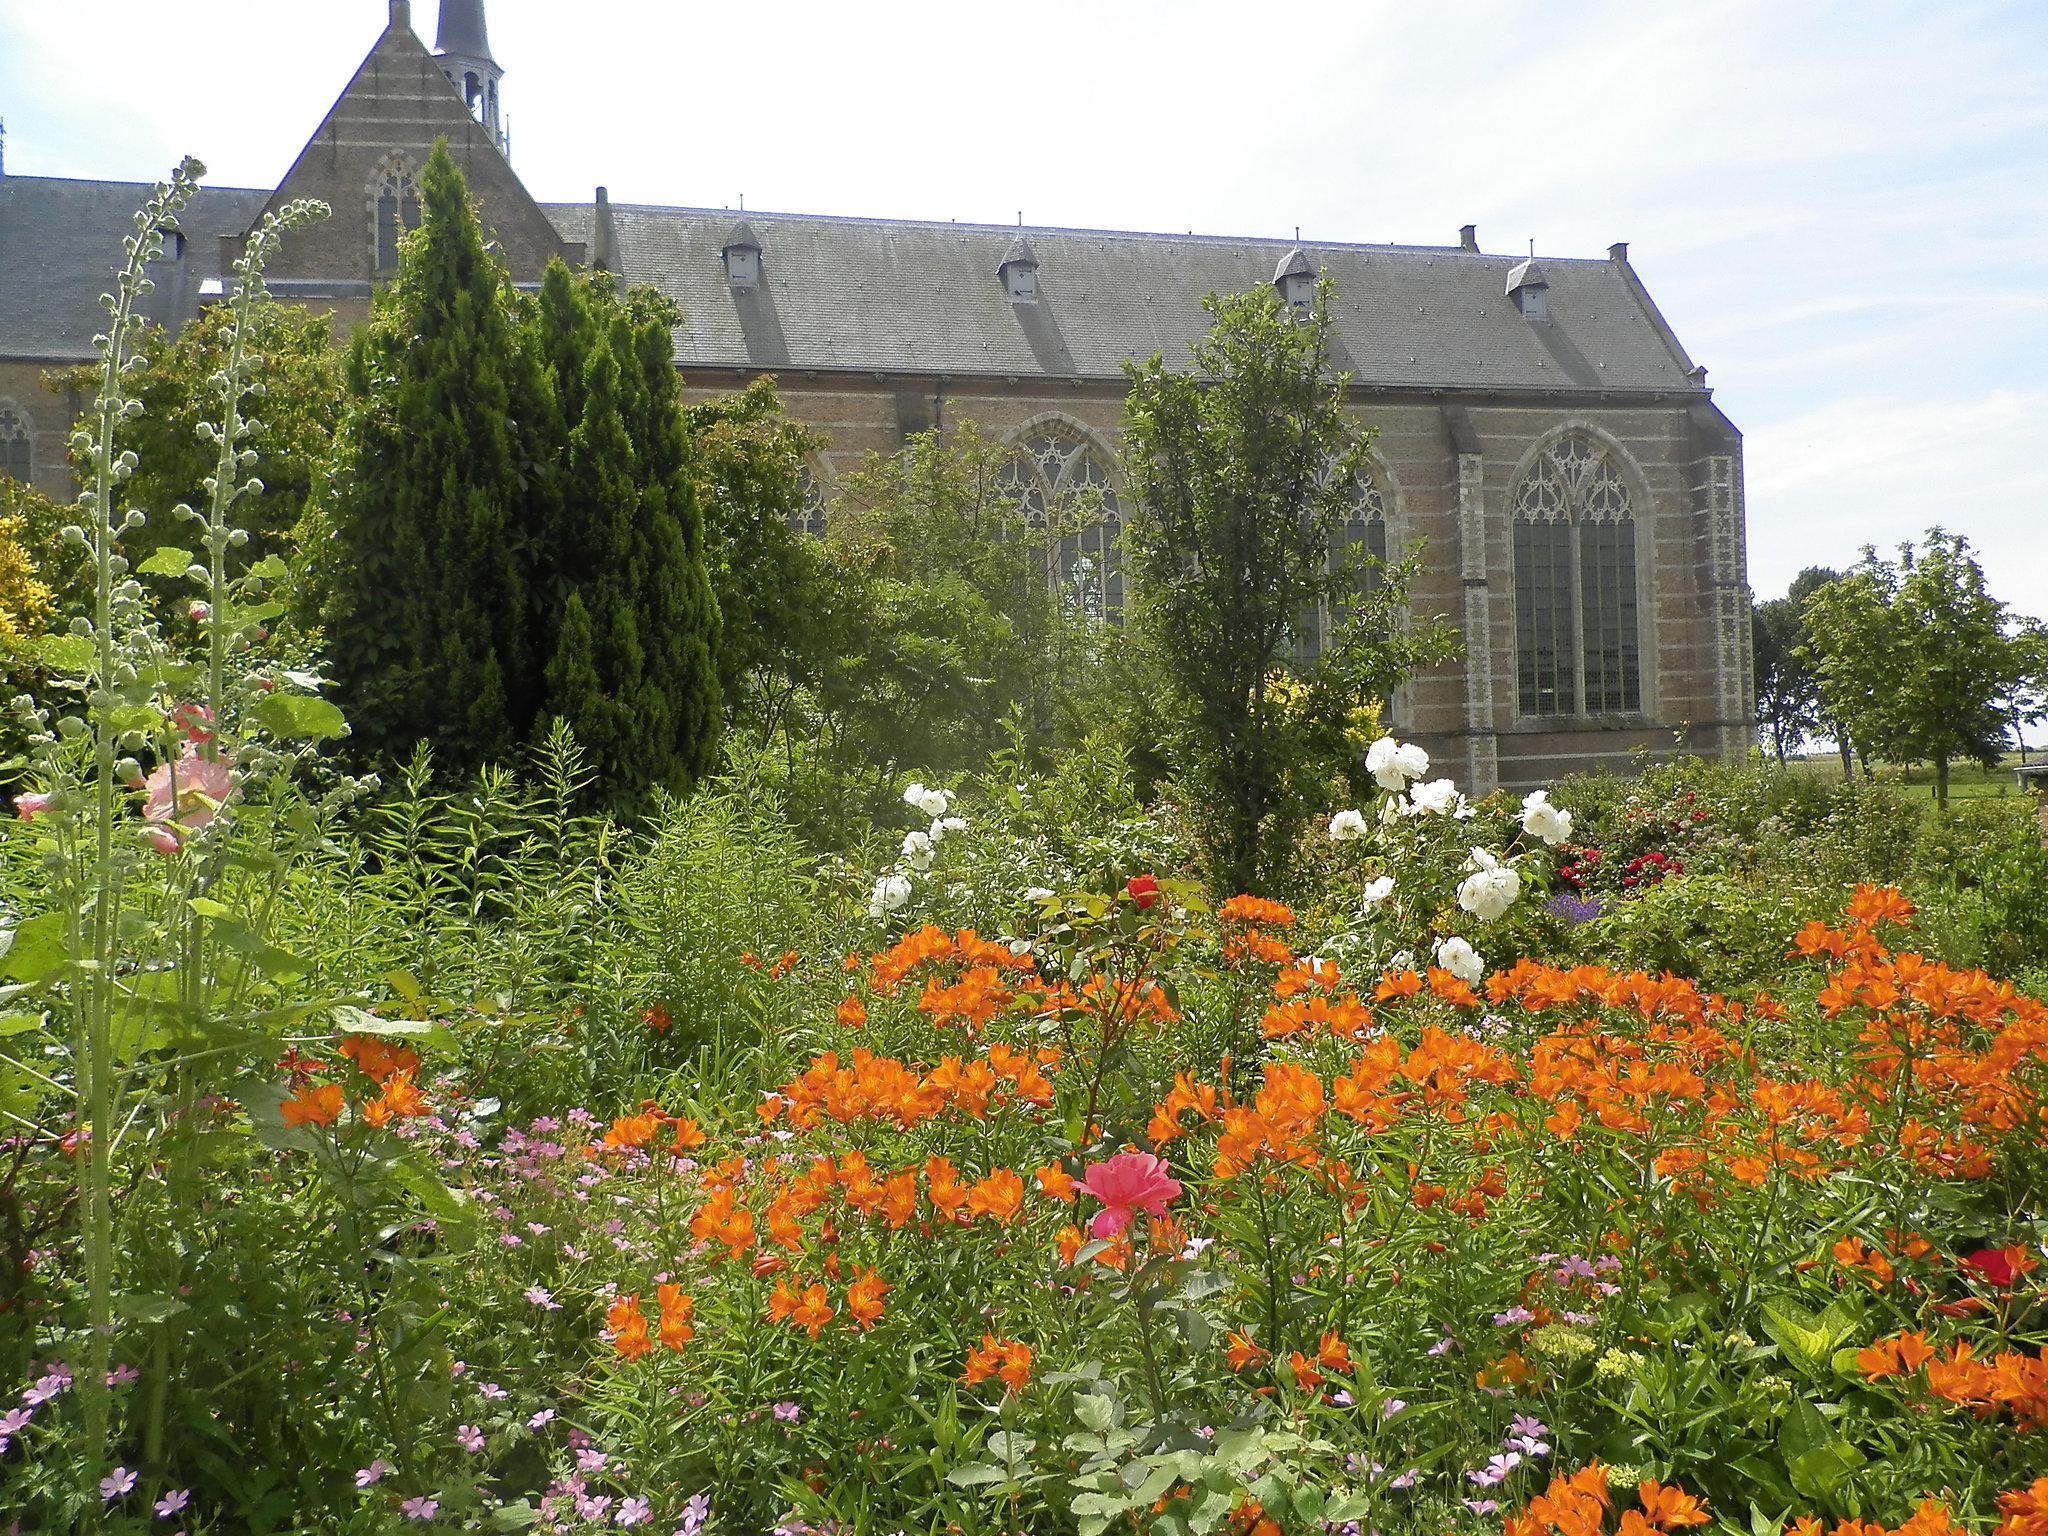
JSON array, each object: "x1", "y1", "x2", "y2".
[
  {"x1": 1935, "y1": 756, "x2": 1950, "y2": 809},
  {"x1": 1838, "y1": 734, "x2": 1854, "y2": 782}
]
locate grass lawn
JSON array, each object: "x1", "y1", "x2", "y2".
[{"x1": 1783, "y1": 749, "x2": 2048, "y2": 801}]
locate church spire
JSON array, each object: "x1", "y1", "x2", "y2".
[{"x1": 434, "y1": 0, "x2": 508, "y2": 158}]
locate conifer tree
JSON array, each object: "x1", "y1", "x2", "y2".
[
  {"x1": 526, "y1": 263, "x2": 722, "y2": 803},
  {"x1": 322, "y1": 141, "x2": 552, "y2": 772}
]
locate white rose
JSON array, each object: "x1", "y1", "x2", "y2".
[
  {"x1": 1520, "y1": 790, "x2": 1574, "y2": 847},
  {"x1": 931, "y1": 815, "x2": 969, "y2": 843},
  {"x1": 868, "y1": 873, "x2": 913, "y2": 918},
  {"x1": 902, "y1": 781, "x2": 952, "y2": 818},
  {"x1": 1408, "y1": 778, "x2": 1461, "y2": 816},
  {"x1": 1387, "y1": 949, "x2": 1416, "y2": 973},
  {"x1": 1434, "y1": 935, "x2": 1485, "y2": 984},
  {"x1": 1329, "y1": 809, "x2": 1369, "y2": 842},
  {"x1": 1367, "y1": 737, "x2": 1430, "y2": 791},
  {"x1": 1023, "y1": 886, "x2": 1055, "y2": 902},
  {"x1": 1361, "y1": 875, "x2": 1395, "y2": 908},
  {"x1": 901, "y1": 830, "x2": 935, "y2": 872},
  {"x1": 1457, "y1": 848, "x2": 1522, "y2": 921}
]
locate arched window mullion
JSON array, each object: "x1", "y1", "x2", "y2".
[{"x1": 1513, "y1": 433, "x2": 1641, "y2": 718}]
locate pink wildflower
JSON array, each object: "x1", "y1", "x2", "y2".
[
  {"x1": 1079, "y1": 1150, "x2": 1182, "y2": 1240},
  {"x1": 99, "y1": 1467, "x2": 137, "y2": 1501}
]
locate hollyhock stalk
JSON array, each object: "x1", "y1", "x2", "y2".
[{"x1": 70, "y1": 159, "x2": 206, "y2": 1501}]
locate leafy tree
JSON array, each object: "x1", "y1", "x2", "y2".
[
  {"x1": 1752, "y1": 566, "x2": 1834, "y2": 765},
  {"x1": 320, "y1": 140, "x2": 556, "y2": 774},
  {"x1": 1121, "y1": 280, "x2": 1457, "y2": 896},
  {"x1": 56, "y1": 301, "x2": 341, "y2": 604},
  {"x1": 1803, "y1": 528, "x2": 2036, "y2": 806}
]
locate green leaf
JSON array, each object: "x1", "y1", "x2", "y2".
[
  {"x1": 38, "y1": 633, "x2": 94, "y2": 674},
  {"x1": 0, "y1": 912, "x2": 69, "y2": 986},
  {"x1": 186, "y1": 897, "x2": 234, "y2": 919},
  {"x1": 250, "y1": 691, "x2": 348, "y2": 742},
  {"x1": 116, "y1": 1291, "x2": 191, "y2": 1326},
  {"x1": 0, "y1": 1012, "x2": 46, "y2": 1039},
  {"x1": 329, "y1": 1004, "x2": 453, "y2": 1051},
  {"x1": 1072, "y1": 1389, "x2": 1120, "y2": 1433},
  {"x1": 1760, "y1": 1300, "x2": 1841, "y2": 1384},
  {"x1": 946, "y1": 1463, "x2": 1012, "y2": 1489},
  {"x1": 135, "y1": 545, "x2": 193, "y2": 577}
]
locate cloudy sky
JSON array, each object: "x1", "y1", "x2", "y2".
[{"x1": 4, "y1": 0, "x2": 2044, "y2": 618}]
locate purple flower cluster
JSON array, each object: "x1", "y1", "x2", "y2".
[{"x1": 1546, "y1": 891, "x2": 1606, "y2": 925}]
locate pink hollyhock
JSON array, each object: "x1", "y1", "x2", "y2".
[
  {"x1": 1080, "y1": 1151, "x2": 1182, "y2": 1240},
  {"x1": 13, "y1": 792, "x2": 54, "y2": 822},
  {"x1": 142, "y1": 749, "x2": 234, "y2": 851},
  {"x1": 172, "y1": 703, "x2": 215, "y2": 743}
]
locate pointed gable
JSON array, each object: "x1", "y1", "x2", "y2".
[{"x1": 238, "y1": 6, "x2": 580, "y2": 301}]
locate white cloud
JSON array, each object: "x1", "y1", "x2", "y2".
[{"x1": 1746, "y1": 389, "x2": 2048, "y2": 618}]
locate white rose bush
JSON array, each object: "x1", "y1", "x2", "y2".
[{"x1": 1322, "y1": 735, "x2": 1586, "y2": 983}]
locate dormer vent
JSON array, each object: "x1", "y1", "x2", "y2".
[
  {"x1": 723, "y1": 220, "x2": 761, "y2": 289},
  {"x1": 1274, "y1": 246, "x2": 1316, "y2": 310},
  {"x1": 998, "y1": 236, "x2": 1039, "y2": 303},
  {"x1": 1506, "y1": 257, "x2": 1549, "y2": 320}
]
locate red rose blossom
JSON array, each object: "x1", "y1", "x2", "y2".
[{"x1": 1126, "y1": 875, "x2": 1160, "y2": 911}]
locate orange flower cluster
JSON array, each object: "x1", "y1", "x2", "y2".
[
  {"x1": 362, "y1": 1070, "x2": 428, "y2": 1128},
  {"x1": 1858, "y1": 1328, "x2": 2048, "y2": 1427},
  {"x1": 1788, "y1": 1499, "x2": 1964, "y2": 1536},
  {"x1": 1506, "y1": 1467, "x2": 1708, "y2": 1536},
  {"x1": 1218, "y1": 895, "x2": 1296, "y2": 967},
  {"x1": 336, "y1": 1033, "x2": 421, "y2": 1084},
  {"x1": 759, "y1": 1045, "x2": 1059, "y2": 1129},
  {"x1": 867, "y1": 926, "x2": 1035, "y2": 995},
  {"x1": 281, "y1": 1081, "x2": 344, "y2": 1129},
  {"x1": 962, "y1": 1333, "x2": 1032, "y2": 1393},
  {"x1": 2000, "y1": 1481, "x2": 2048, "y2": 1536}
]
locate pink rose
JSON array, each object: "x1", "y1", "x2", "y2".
[{"x1": 1080, "y1": 1151, "x2": 1182, "y2": 1240}]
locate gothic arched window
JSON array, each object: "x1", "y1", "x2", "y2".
[
  {"x1": 0, "y1": 403, "x2": 31, "y2": 487},
  {"x1": 1289, "y1": 465, "x2": 1389, "y2": 664},
  {"x1": 371, "y1": 160, "x2": 423, "y2": 275},
  {"x1": 789, "y1": 463, "x2": 828, "y2": 540},
  {"x1": 1002, "y1": 424, "x2": 1124, "y2": 619},
  {"x1": 1512, "y1": 433, "x2": 1642, "y2": 716}
]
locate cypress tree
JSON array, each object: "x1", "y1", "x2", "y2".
[
  {"x1": 528, "y1": 264, "x2": 722, "y2": 803},
  {"x1": 323, "y1": 141, "x2": 552, "y2": 772}
]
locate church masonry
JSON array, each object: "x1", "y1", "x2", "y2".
[{"x1": 0, "y1": 0, "x2": 1754, "y2": 792}]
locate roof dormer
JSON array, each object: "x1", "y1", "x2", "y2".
[
  {"x1": 723, "y1": 220, "x2": 761, "y2": 289},
  {"x1": 1273, "y1": 246, "x2": 1316, "y2": 311},
  {"x1": 998, "y1": 236, "x2": 1040, "y2": 303},
  {"x1": 1506, "y1": 257, "x2": 1550, "y2": 320}
]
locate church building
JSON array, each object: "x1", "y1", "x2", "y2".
[{"x1": 0, "y1": 0, "x2": 1755, "y2": 792}]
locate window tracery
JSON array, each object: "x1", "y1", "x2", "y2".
[
  {"x1": 370, "y1": 158, "x2": 423, "y2": 275},
  {"x1": 789, "y1": 463, "x2": 828, "y2": 540},
  {"x1": 1295, "y1": 467, "x2": 1390, "y2": 662},
  {"x1": 1002, "y1": 424, "x2": 1124, "y2": 619},
  {"x1": 0, "y1": 403, "x2": 31, "y2": 486},
  {"x1": 1512, "y1": 433, "x2": 1641, "y2": 716}
]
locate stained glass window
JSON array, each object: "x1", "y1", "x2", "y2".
[{"x1": 1512, "y1": 434, "x2": 1641, "y2": 715}]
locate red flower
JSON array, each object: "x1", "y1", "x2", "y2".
[
  {"x1": 1961, "y1": 1245, "x2": 2037, "y2": 1289},
  {"x1": 1080, "y1": 1151, "x2": 1182, "y2": 1240},
  {"x1": 1125, "y1": 875, "x2": 1161, "y2": 911}
]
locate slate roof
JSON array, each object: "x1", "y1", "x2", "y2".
[
  {"x1": 540, "y1": 203, "x2": 1702, "y2": 394},
  {"x1": 436, "y1": 0, "x2": 494, "y2": 61},
  {"x1": 0, "y1": 175, "x2": 269, "y2": 361},
  {"x1": 1, "y1": 173, "x2": 1705, "y2": 398}
]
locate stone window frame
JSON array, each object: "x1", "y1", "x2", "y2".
[
  {"x1": 1001, "y1": 411, "x2": 1126, "y2": 621},
  {"x1": 0, "y1": 399, "x2": 32, "y2": 487},
  {"x1": 367, "y1": 154, "x2": 424, "y2": 276},
  {"x1": 1505, "y1": 423, "x2": 1658, "y2": 724}
]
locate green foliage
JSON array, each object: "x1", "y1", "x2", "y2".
[
  {"x1": 320, "y1": 140, "x2": 554, "y2": 774},
  {"x1": 54, "y1": 298, "x2": 342, "y2": 615},
  {"x1": 1122, "y1": 280, "x2": 1458, "y2": 897},
  {"x1": 1753, "y1": 573, "x2": 1829, "y2": 764}
]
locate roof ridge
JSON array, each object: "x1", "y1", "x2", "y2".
[
  {"x1": 0, "y1": 173, "x2": 268, "y2": 196},
  {"x1": 536, "y1": 200, "x2": 1619, "y2": 263}
]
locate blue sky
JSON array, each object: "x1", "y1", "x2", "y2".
[{"x1": 4, "y1": 0, "x2": 2044, "y2": 621}]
